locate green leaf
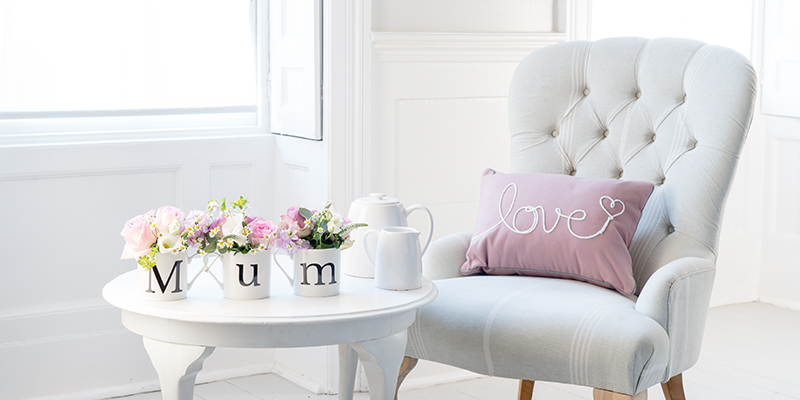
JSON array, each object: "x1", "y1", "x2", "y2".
[{"x1": 299, "y1": 207, "x2": 313, "y2": 220}]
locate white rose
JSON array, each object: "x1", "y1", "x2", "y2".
[
  {"x1": 157, "y1": 233, "x2": 183, "y2": 253},
  {"x1": 167, "y1": 219, "x2": 182, "y2": 236},
  {"x1": 222, "y1": 213, "x2": 245, "y2": 237}
]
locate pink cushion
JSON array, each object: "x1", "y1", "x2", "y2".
[{"x1": 461, "y1": 170, "x2": 654, "y2": 294}]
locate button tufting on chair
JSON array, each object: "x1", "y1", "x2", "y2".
[
  {"x1": 636, "y1": 91, "x2": 642, "y2": 99},
  {"x1": 652, "y1": 134, "x2": 657, "y2": 142},
  {"x1": 584, "y1": 88, "x2": 591, "y2": 96},
  {"x1": 667, "y1": 226, "x2": 675, "y2": 234},
  {"x1": 569, "y1": 169, "x2": 577, "y2": 176},
  {"x1": 603, "y1": 130, "x2": 610, "y2": 138},
  {"x1": 551, "y1": 130, "x2": 559, "y2": 138}
]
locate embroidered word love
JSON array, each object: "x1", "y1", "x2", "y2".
[{"x1": 472, "y1": 183, "x2": 625, "y2": 241}]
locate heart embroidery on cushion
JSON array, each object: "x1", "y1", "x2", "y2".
[
  {"x1": 471, "y1": 183, "x2": 627, "y2": 241},
  {"x1": 600, "y1": 196, "x2": 625, "y2": 219}
]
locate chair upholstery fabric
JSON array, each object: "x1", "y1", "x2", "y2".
[{"x1": 405, "y1": 38, "x2": 757, "y2": 396}]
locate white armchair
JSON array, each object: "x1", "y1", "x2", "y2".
[{"x1": 396, "y1": 38, "x2": 757, "y2": 400}]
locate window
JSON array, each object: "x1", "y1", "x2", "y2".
[{"x1": 0, "y1": 0, "x2": 260, "y2": 137}]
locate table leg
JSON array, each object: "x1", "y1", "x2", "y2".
[
  {"x1": 143, "y1": 337, "x2": 215, "y2": 400},
  {"x1": 339, "y1": 343, "x2": 359, "y2": 400},
  {"x1": 350, "y1": 330, "x2": 408, "y2": 400}
]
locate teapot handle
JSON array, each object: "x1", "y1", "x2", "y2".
[
  {"x1": 405, "y1": 205, "x2": 434, "y2": 255},
  {"x1": 362, "y1": 229, "x2": 381, "y2": 266}
]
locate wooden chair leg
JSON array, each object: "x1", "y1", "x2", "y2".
[
  {"x1": 593, "y1": 388, "x2": 648, "y2": 400},
  {"x1": 394, "y1": 356, "x2": 418, "y2": 400},
  {"x1": 517, "y1": 380, "x2": 535, "y2": 400},
  {"x1": 661, "y1": 374, "x2": 686, "y2": 400}
]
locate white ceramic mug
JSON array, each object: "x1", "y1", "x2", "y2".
[
  {"x1": 274, "y1": 248, "x2": 341, "y2": 297},
  {"x1": 138, "y1": 251, "x2": 202, "y2": 301},
  {"x1": 218, "y1": 252, "x2": 271, "y2": 300},
  {"x1": 364, "y1": 227, "x2": 428, "y2": 291}
]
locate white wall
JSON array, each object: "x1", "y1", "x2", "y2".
[
  {"x1": 0, "y1": 136, "x2": 278, "y2": 400},
  {"x1": 365, "y1": 0, "x2": 583, "y2": 389}
]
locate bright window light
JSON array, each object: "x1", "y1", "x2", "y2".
[
  {"x1": 591, "y1": 0, "x2": 753, "y2": 59},
  {"x1": 0, "y1": 0, "x2": 258, "y2": 134}
]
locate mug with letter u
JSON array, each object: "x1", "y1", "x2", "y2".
[
  {"x1": 219, "y1": 251, "x2": 271, "y2": 300},
  {"x1": 274, "y1": 248, "x2": 341, "y2": 297}
]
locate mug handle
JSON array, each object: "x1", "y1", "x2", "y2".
[
  {"x1": 406, "y1": 205, "x2": 434, "y2": 255},
  {"x1": 185, "y1": 250, "x2": 209, "y2": 290},
  {"x1": 273, "y1": 249, "x2": 294, "y2": 286},
  {"x1": 202, "y1": 252, "x2": 223, "y2": 290},
  {"x1": 362, "y1": 229, "x2": 380, "y2": 266}
]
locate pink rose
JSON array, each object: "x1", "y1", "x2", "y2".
[
  {"x1": 247, "y1": 216, "x2": 276, "y2": 246},
  {"x1": 281, "y1": 206, "x2": 313, "y2": 237},
  {"x1": 120, "y1": 210, "x2": 156, "y2": 259},
  {"x1": 154, "y1": 206, "x2": 184, "y2": 235}
]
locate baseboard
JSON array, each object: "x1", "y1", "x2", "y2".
[
  {"x1": 757, "y1": 297, "x2": 800, "y2": 311},
  {"x1": 708, "y1": 295, "x2": 758, "y2": 308},
  {"x1": 272, "y1": 361, "x2": 327, "y2": 395},
  {"x1": 21, "y1": 365, "x2": 274, "y2": 400}
]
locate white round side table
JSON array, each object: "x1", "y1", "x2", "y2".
[{"x1": 103, "y1": 269, "x2": 437, "y2": 400}]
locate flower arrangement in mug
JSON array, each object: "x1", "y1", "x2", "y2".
[
  {"x1": 120, "y1": 206, "x2": 190, "y2": 269},
  {"x1": 184, "y1": 196, "x2": 277, "y2": 256},
  {"x1": 275, "y1": 201, "x2": 367, "y2": 253}
]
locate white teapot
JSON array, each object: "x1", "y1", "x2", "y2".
[{"x1": 343, "y1": 193, "x2": 434, "y2": 278}]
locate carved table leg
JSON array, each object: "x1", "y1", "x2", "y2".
[
  {"x1": 339, "y1": 343, "x2": 360, "y2": 400},
  {"x1": 143, "y1": 337, "x2": 215, "y2": 400},
  {"x1": 350, "y1": 330, "x2": 408, "y2": 400}
]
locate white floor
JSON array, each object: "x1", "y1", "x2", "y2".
[{"x1": 108, "y1": 302, "x2": 800, "y2": 400}]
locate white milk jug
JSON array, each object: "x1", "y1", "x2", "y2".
[{"x1": 343, "y1": 193, "x2": 433, "y2": 278}]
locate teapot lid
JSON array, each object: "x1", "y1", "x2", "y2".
[{"x1": 354, "y1": 193, "x2": 401, "y2": 206}]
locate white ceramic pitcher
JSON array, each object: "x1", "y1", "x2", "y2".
[
  {"x1": 343, "y1": 193, "x2": 433, "y2": 278},
  {"x1": 364, "y1": 227, "x2": 428, "y2": 291}
]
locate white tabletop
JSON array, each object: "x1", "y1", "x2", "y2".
[{"x1": 103, "y1": 268, "x2": 437, "y2": 327}]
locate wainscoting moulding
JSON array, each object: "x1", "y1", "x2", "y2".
[{"x1": 371, "y1": 32, "x2": 568, "y2": 64}]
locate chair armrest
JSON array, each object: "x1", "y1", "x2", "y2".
[
  {"x1": 635, "y1": 256, "x2": 716, "y2": 377},
  {"x1": 421, "y1": 231, "x2": 472, "y2": 280}
]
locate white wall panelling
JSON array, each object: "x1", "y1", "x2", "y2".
[
  {"x1": 711, "y1": 111, "x2": 765, "y2": 307},
  {"x1": 761, "y1": 0, "x2": 800, "y2": 117},
  {"x1": 367, "y1": 4, "x2": 573, "y2": 387},
  {"x1": 372, "y1": 0, "x2": 558, "y2": 33},
  {"x1": 371, "y1": 32, "x2": 566, "y2": 63},
  {"x1": 0, "y1": 137, "x2": 276, "y2": 400},
  {"x1": 760, "y1": 116, "x2": 800, "y2": 310}
]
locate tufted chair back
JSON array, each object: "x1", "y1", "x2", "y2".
[{"x1": 508, "y1": 37, "x2": 757, "y2": 294}]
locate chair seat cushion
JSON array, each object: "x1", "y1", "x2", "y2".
[{"x1": 406, "y1": 275, "x2": 669, "y2": 395}]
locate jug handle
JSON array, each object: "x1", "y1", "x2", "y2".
[
  {"x1": 406, "y1": 204, "x2": 434, "y2": 255},
  {"x1": 362, "y1": 229, "x2": 380, "y2": 266},
  {"x1": 273, "y1": 249, "x2": 294, "y2": 286}
]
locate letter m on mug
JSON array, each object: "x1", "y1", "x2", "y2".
[
  {"x1": 300, "y1": 262, "x2": 337, "y2": 286},
  {"x1": 146, "y1": 260, "x2": 184, "y2": 294}
]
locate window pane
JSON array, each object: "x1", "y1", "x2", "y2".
[
  {"x1": 591, "y1": 0, "x2": 753, "y2": 59},
  {"x1": 0, "y1": 0, "x2": 257, "y2": 114}
]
